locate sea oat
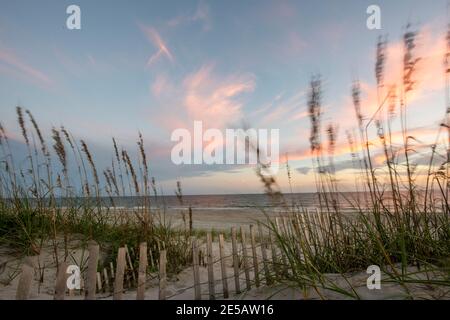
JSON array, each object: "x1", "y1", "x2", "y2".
[
  {"x1": 308, "y1": 75, "x2": 322, "y2": 153},
  {"x1": 326, "y1": 123, "x2": 338, "y2": 157},
  {"x1": 81, "y1": 140, "x2": 99, "y2": 186},
  {"x1": 26, "y1": 110, "x2": 49, "y2": 158},
  {"x1": 16, "y1": 106, "x2": 29, "y2": 145},
  {"x1": 138, "y1": 132, "x2": 149, "y2": 192},
  {"x1": 122, "y1": 149, "x2": 139, "y2": 194},
  {"x1": 106, "y1": 168, "x2": 119, "y2": 195},
  {"x1": 0, "y1": 122, "x2": 4, "y2": 146},
  {"x1": 388, "y1": 85, "x2": 397, "y2": 117},
  {"x1": 352, "y1": 81, "x2": 363, "y2": 127},
  {"x1": 112, "y1": 138, "x2": 121, "y2": 164},
  {"x1": 52, "y1": 128, "x2": 67, "y2": 175},
  {"x1": 375, "y1": 35, "x2": 387, "y2": 87},
  {"x1": 60, "y1": 126, "x2": 74, "y2": 149},
  {"x1": 445, "y1": 23, "x2": 450, "y2": 75},
  {"x1": 403, "y1": 24, "x2": 420, "y2": 93}
]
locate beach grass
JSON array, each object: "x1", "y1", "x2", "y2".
[{"x1": 255, "y1": 25, "x2": 450, "y2": 299}]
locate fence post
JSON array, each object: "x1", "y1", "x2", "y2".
[
  {"x1": 149, "y1": 247, "x2": 155, "y2": 269},
  {"x1": 110, "y1": 262, "x2": 115, "y2": 279},
  {"x1": 240, "y1": 226, "x2": 251, "y2": 290},
  {"x1": 159, "y1": 250, "x2": 167, "y2": 300},
  {"x1": 192, "y1": 238, "x2": 201, "y2": 300},
  {"x1": 249, "y1": 225, "x2": 260, "y2": 287},
  {"x1": 113, "y1": 247, "x2": 126, "y2": 300},
  {"x1": 231, "y1": 227, "x2": 240, "y2": 294},
  {"x1": 294, "y1": 213, "x2": 302, "y2": 237},
  {"x1": 275, "y1": 217, "x2": 282, "y2": 234},
  {"x1": 96, "y1": 272, "x2": 103, "y2": 292},
  {"x1": 282, "y1": 217, "x2": 289, "y2": 236},
  {"x1": 218, "y1": 234, "x2": 229, "y2": 299},
  {"x1": 124, "y1": 244, "x2": 136, "y2": 286},
  {"x1": 16, "y1": 256, "x2": 36, "y2": 300},
  {"x1": 317, "y1": 208, "x2": 326, "y2": 233},
  {"x1": 85, "y1": 241, "x2": 99, "y2": 300},
  {"x1": 269, "y1": 229, "x2": 279, "y2": 280},
  {"x1": 314, "y1": 208, "x2": 324, "y2": 243},
  {"x1": 206, "y1": 232, "x2": 215, "y2": 300},
  {"x1": 292, "y1": 216, "x2": 303, "y2": 259},
  {"x1": 258, "y1": 222, "x2": 271, "y2": 285},
  {"x1": 275, "y1": 217, "x2": 288, "y2": 269},
  {"x1": 54, "y1": 261, "x2": 68, "y2": 300},
  {"x1": 136, "y1": 242, "x2": 148, "y2": 300},
  {"x1": 103, "y1": 268, "x2": 110, "y2": 293}
]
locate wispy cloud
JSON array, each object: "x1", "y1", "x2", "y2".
[
  {"x1": 327, "y1": 23, "x2": 448, "y2": 148},
  {"x1": 256, "y1": 90, "x2": 306, "y2": 126},
  {"x1": 149, "y1": 64, "x2": 256, "y2": 133},
  {"x1": 139, "y1": 24, "x2": 174, "y2": 67},
  {"x1": 0, "y1": 46, "x2": 52, "y2": 88},
  {"x1": 151, "y1": 73, "x2": 174, "y2": 97},
  {"x1": 168, "y1": 1, "x2": 211, "y2": 31},
  {"x1": 182, "y1": 64, "x2": 255, "y2": 129}
]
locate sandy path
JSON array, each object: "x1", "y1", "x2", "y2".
[{"x1": 1, "y1": 237, "x2": 448, "y2": 300}]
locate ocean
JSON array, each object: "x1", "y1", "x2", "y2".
[{"x1": 49, "y1": 192, "x2": 371, "y2": 214}]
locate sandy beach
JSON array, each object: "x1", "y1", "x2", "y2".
[
  {"x1": 163, "y1": 208, "x2": 269, "y2": 231},
  {"x1": 1, "y1": 232, "x2": 448, "y2": 300}
]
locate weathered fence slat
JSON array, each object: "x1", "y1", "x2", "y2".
[
  {"x1": 159, "y1": 250, "x2": 167, "y2": 300},
  {"x1": 240, "y1": 226, "x2": 251, "y2": 290},
  {"x1": 282, "y1": 217, "x2": 289, "y2": 236},
  {"x1": 300, "y1": 211, "x2": 311, "y2": 243},
  {"x1": 218, "y1": 234, "x2": 229, "y2": 299},
  {"x1": 149, "y1": 247, "x2": 155, "y2": 269},
  {"x1": 113, "y1": 247, "x2": 126, "y2": 300},
  {"x1": 110, "y1": 262, "x2": 115, "y2": 279},
  {"x1": 291, "y1": 217, "x2": 303, "y2": 260},
  {"x1": 124, "y1": 244, "x2": 136, "y2": 285},
  {"x1": 16, "y1": 256, "x2": 36, "y2": 300},
  {"x1": 103, "y1": 268, "x2": 110, "y2": 293},
  {"x1": 231, "y1": 227, "x2": 240, "y2": 294},
  {"x1": 314, "y1": 208, "x2": 324, "y2": 243},
  {"x1": 275, "y1": 218, "x2": 288, "y2": 274},
  {"x1": 54, "y1": 261, "x2": 68, "y2": 300},
  {"x1": 206, "y1": 232, "x2": 215, "y2": 300},
  {"x1": 96, "y1": 272, "x2": 102, "y2": 292},
  {"x1": 85, "y1": 241, "x2": 99, "y2": 300},
  {"x1": 249, "y1": 225, "x2": 260, "y2": 287},
  {"x1": 192, "y1": 238, "x2": 201, "y2": 300},
  {"x1": 269, "y1": 230, "x2": 279, "y2": 279},
  {"x1": 258, "y1": 222, "x2": 271, "y2": 285},
  {"x1": 137, "y1": 242, "x2": 148, "y2": 300}
]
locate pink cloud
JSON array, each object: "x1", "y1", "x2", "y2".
[
  {"x1": 285, "y1": 31, "x2": 307, "y2": 56},
  {"x1": 182, "y1": 64, "x2": 255, "y2": 129},
  {"x1": 149, "y1": 64, "x2": 256, "y2": 144},
  {"x1": 331, "y1": 24, "x2": 448, "y2": 136},
  {"x1": 151, "y1": 73, "x2": 173, "y2": 97},
  {"x1": 139, "y1": 24, "x2": 174, "y2": 67},
  {"x1": 53, "y1": 47, "x2": 84, "y2": 77},
  {"x1": 0, "y1": 47, "x2": 52, "y2": 88},
  {"x1": 278, "y1": 125, "x2": 439, "y2": 167}
]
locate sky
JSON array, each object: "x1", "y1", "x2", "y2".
[{"x1": 1, "y1": 0, "x2": 450, "y2": 195}]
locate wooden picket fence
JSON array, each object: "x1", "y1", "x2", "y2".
[{"x1": 14, "y1": 209, "x2": 339, "y2": 300}]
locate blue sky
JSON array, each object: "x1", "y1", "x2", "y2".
[{"x1": 1, "y1": 0, "x2": 449, "y2": 194}]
